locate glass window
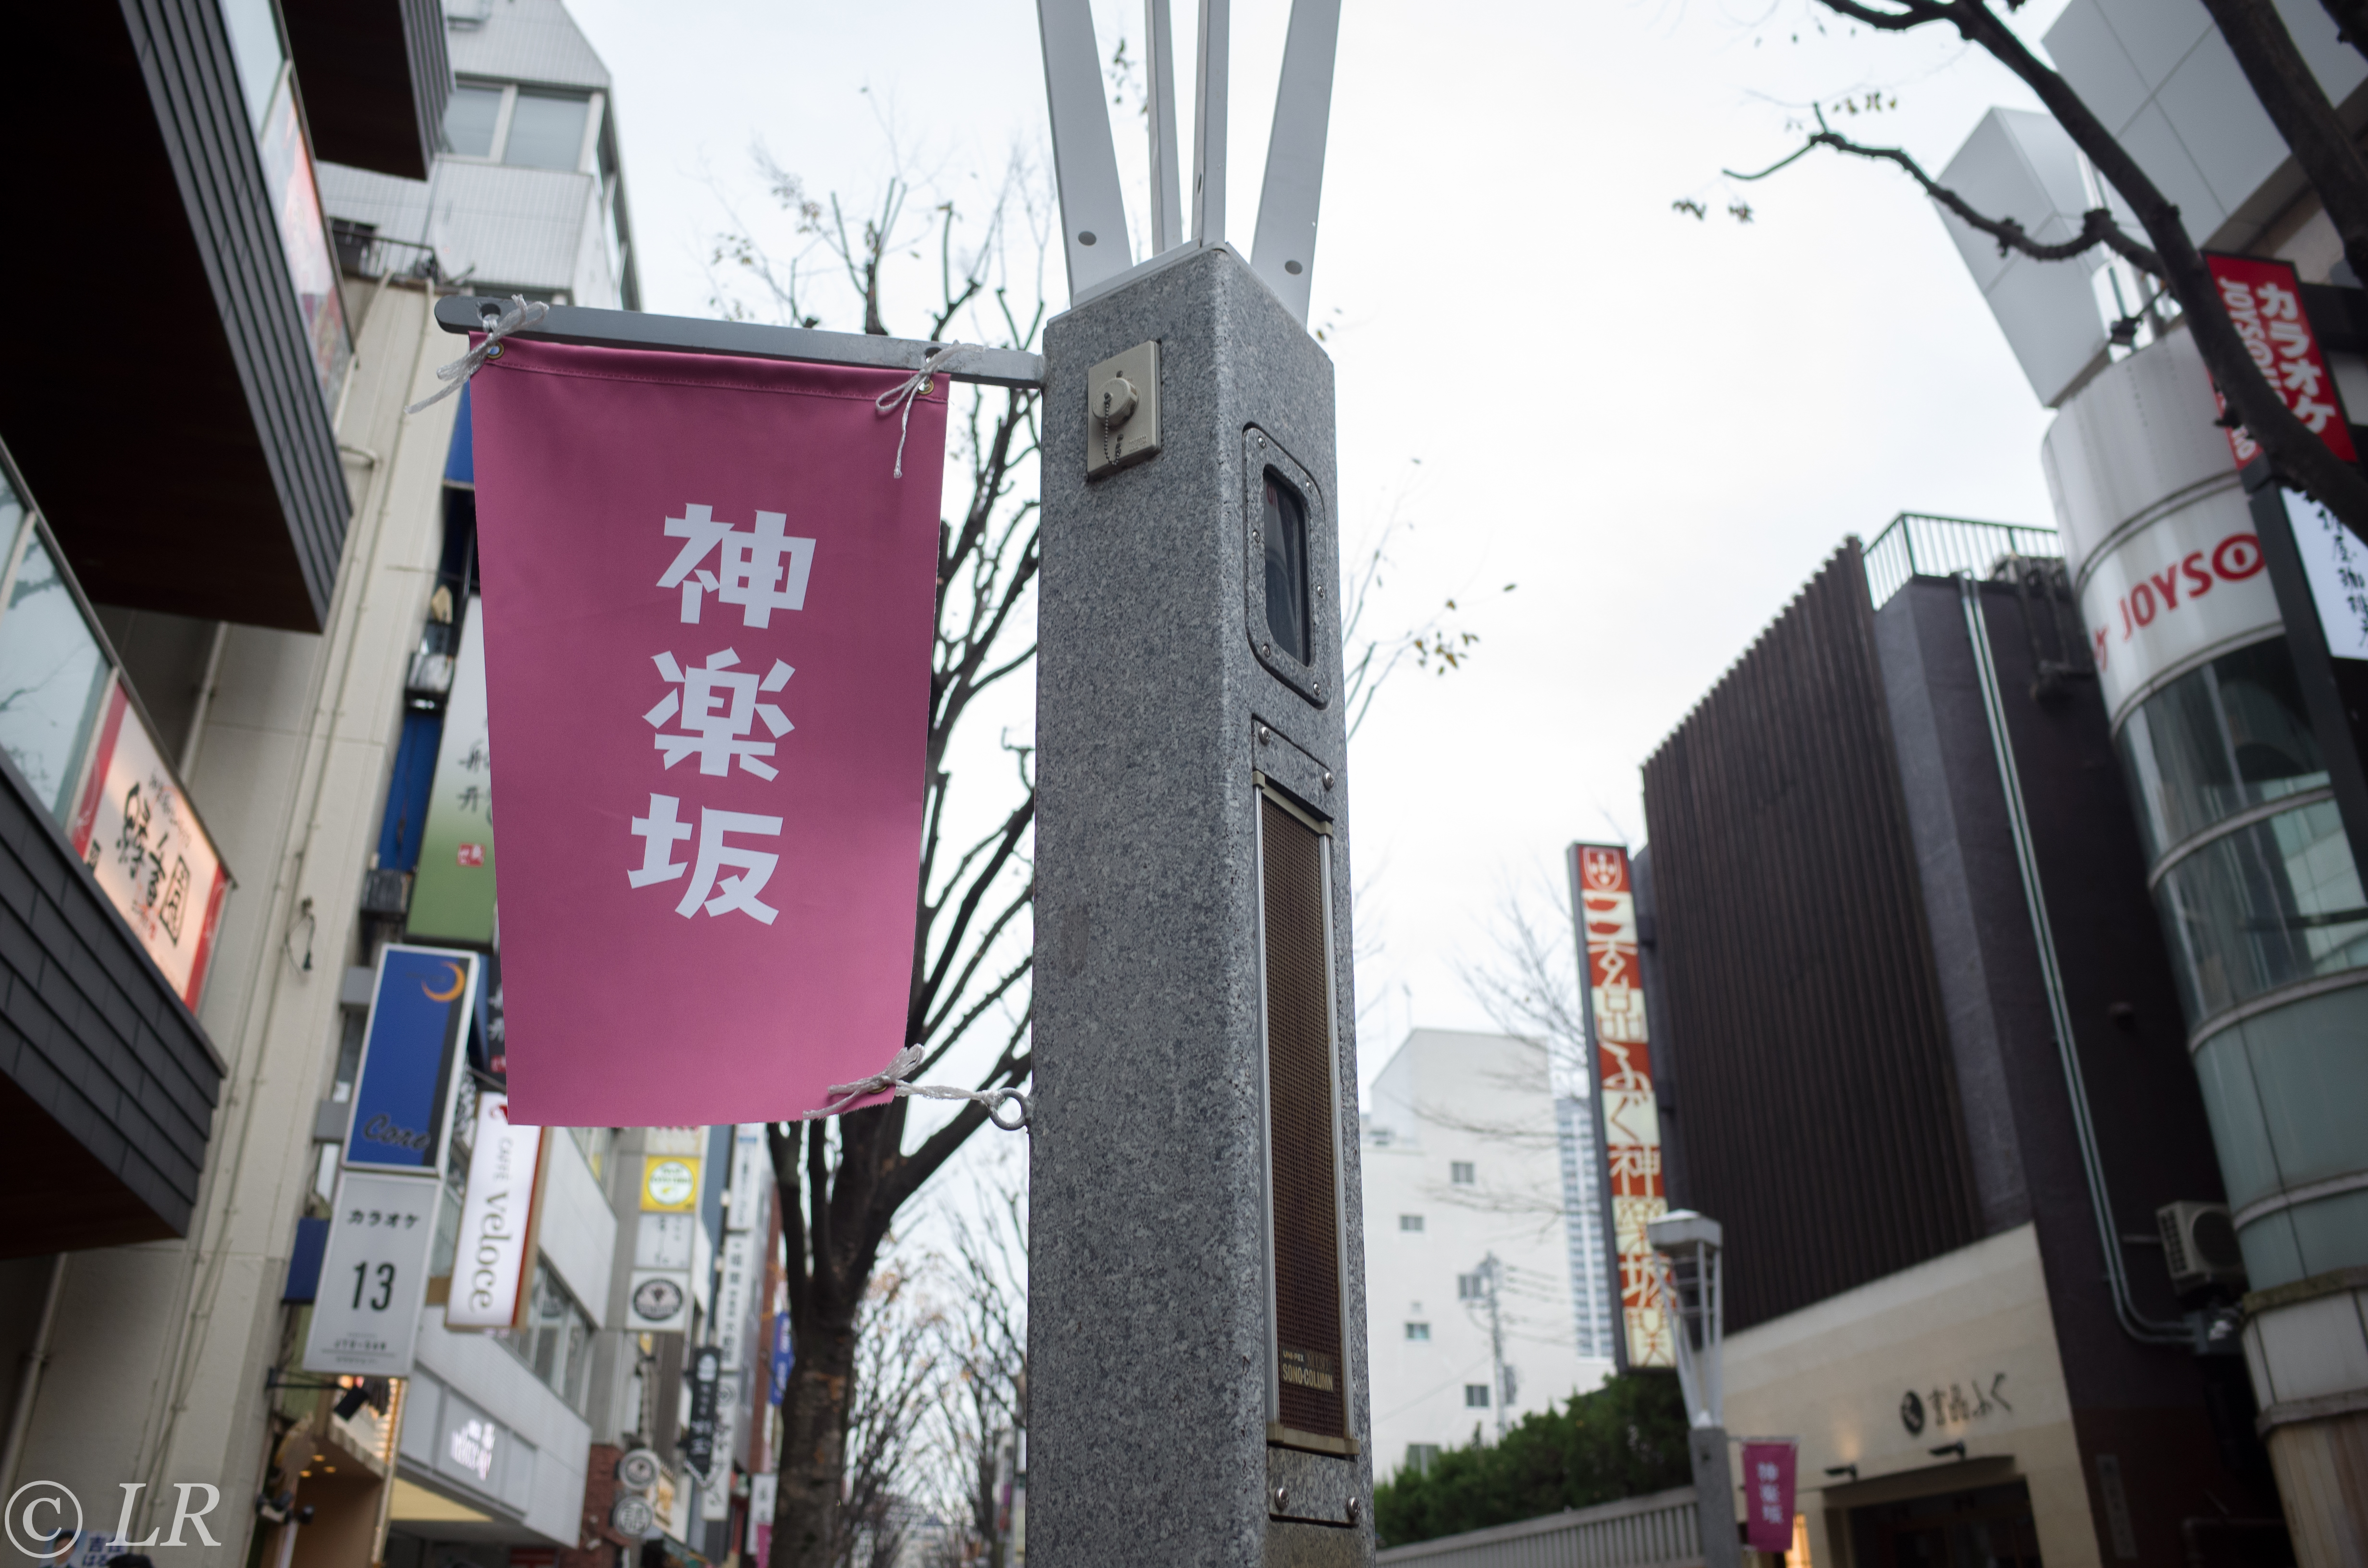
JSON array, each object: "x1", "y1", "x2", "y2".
[
  {"x1": 569, "y1": 1126, "x2": 614, "y2": 1181},
  {"x1": 1449, "y1": 1161, "x2": 1475, "y2": 1185},
  {"x1": 505, "y1": 92, "x2": 591, "y2": 171},
  {"x1": 219, "y1": 0, "x2": 286, "y2": 131},
  {"x1": 1464, "y1": 1384, "x2": 1490, "y2": 1408},
  {"x1": 442, "y1": 85, "x2": 505, "y2": 158},
  {"x1": 2118, "y1": 638, "x2": 2326, "y2": 860},
  {"x1": 1261, "y1": 472, "x2": 1311, "y2": 665},
  {"x1": 257, "y1": 77, "x2": 351, "y2": 402},
  {"x1": 0, "y1": 531, "x2": 114, "y2": 822},
  {"x1": 1404, "y1": 1322, "x2": 1430, "y2": 1341},
  {"x1": 1397, "y1": 1213, "x2": 1423, "y2": 1232},
  {"x1": 500, "y1": 1261, "x2": 593, "y2": 1410},
  {"x1": 2154, "y1": 799, "x2": 2368, "y2": 1022}
]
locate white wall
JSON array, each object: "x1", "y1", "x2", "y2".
[{"x1": 1360, "y1": 1029, "x2": 1611, "y2": 1482}]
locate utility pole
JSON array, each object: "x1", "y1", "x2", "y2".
[
  {"x1": 1026, "y1": 1, "x2": 1366, "y2": 1564},
  {"x1": 1473, "y1": 1253, "x2": 1509, "y2": 1441}
]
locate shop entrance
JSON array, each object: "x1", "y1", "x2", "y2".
[{"x1": 1850, "y1": 1480, "x2": 2041, "y2": 1568}]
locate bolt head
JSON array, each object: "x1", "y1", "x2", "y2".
[
  {"x1": 1322, "y1": 771, "x2": 1333, "y2": 789},
  {"x1": 1274, "y1": 1486, "x2": 1288, "y2": 1509}
]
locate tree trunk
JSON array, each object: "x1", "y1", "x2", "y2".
[
  {"x1": 772, "y1": 1305, "x2": 858, "y2": 1568},
  {"x1": 2202, "y1": 0, "x2": 2368, "y2": 291}
]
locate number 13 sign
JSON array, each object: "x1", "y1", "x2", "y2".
[{"x1": 303, "y1": 1170, "x2": 441, "y2": 1375}]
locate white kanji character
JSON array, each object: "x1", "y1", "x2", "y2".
[
  {"x1": 2294, "y1": 393, "x2": 2340, "y2": 433},
  {"x1": 629, "y1": 794, "x2": 692, "y2": 886},
  {"x1": 679, "y1": 809, "x2": 784, "y2": 923},
  {"x1": 657, "y1": 505, "x2": 816, "y2": 626},
  {"x1": 2258, "y1": 281, "x2": 2299, "y2": 320},
  {"x1": 2282, "y1": 355, "x2": 2325, "y2": 398},
  {"x1": 644, "y1": 650, "x2": 794, "y2": 779}
]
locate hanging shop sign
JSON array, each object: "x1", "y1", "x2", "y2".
[
  {"x1": 1567, "y1": 843, "x2": 1673, "y2": 1372},
  {"x1": 715, "y1": 1229, "x2": 760, "y2": 1371},
  {"x1": 2283, "y1": 489, "x2": 2368, "y2": 661},
  {"x1": 641, "y1": 1154, "x2": 702, "y2": 1212},
  {"x1": 303, "y1": 1169, "x2": 440, "y2": 1375},
  {"x1": 682, "y1": 1345, "x2": 723, "y2": 1477},
  {"x1": 2205, "y1": 252, "x2": 2356, "y2": 467},
  {"x1": 342, "y1": 946, "x2": 481, "y2": 1175},
  {"x1": 468, "y1": 340, "x2": 945, "y2": 1126},
  {"x1": 771, "y1": 1312, "x2": 793, "y2": 1405},
  {"x1": 444, "y1": 1092, "x2": 547, "y2": 1329},
  {"x1": 1740, "y1": 1440, "x2": 1797, "y2": 1554},
  {"x1": 67, "y1": 680, "x2": 230, "y2": 1008},
  {"x1": 407, "y1": 595, "x2": 497, "y2": 944}
]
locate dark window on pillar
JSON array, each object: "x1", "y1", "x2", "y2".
[
  {"x1": 1260, "y1": 790, "x2": 1345, "y2": 1438},
  {"x1": 1262, "y1": 472, "x2": 1310, "y2": 666}
]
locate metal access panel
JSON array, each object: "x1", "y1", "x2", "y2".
[{"x1": 1256, "y1": 776, "x2": 1353, "y2": 1450}]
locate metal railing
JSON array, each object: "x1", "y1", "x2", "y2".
[
  {"x1": 1861, "y1": 513, "x2": 2060, "y2": 610},
  {"x1": 1377, "y1": 1486, "x2": 1702, "y2": 1568}
]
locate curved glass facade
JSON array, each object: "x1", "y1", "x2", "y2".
[
  {"x1": 2119, "y1": 637, "x2": 2368, "y2": 1288},
  {"x1": 2117, "y1": 637, "x2": 2326, "y2": 861},
  {"x1": 2153, "y1": 800, "x2": 2368, "y2": 1021}
]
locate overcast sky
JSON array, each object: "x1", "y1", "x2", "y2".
[{"x1": 562, "y1": 0, "x2": 2078, "y2": 1092}]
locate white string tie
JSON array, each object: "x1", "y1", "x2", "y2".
[
  {"x1": 407, "y1": 295, "x2": 550, "y2": 414},
  {"x1": 873, "y1": 344, "x2": 969, "y2": 478},
  {"x1": 808, "y1": 1042, "x2": 1030, "y2": 1129}
]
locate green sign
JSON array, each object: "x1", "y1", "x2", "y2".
[{"x1": 408, "y1": 596, "x2": 495, "y2": 943}]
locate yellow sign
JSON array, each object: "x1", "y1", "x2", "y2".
[{"x1": 641, "y1": 1155, "x2": 701, "y2": 1213}]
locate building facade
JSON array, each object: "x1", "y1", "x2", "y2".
[
  {"x1": 0, "y1": 3, "x2": 772, "y2": 1567},
  {"x1": 1635, "y1": 530, "x2": 2281, "y2": 1568},
  {"x1": 1933, "y1": 1, "x2": 2368, "y2": 1551},
  {"x1": 1361, "y1": 1029, "x2": 1614, "y2": 1480}
]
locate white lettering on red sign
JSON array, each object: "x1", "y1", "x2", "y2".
[
  {"x1": 1573, "y1": 844, "x2": 1672, "y2": 1371},
  {"x1": 2206, "y1": 252, "x2": 2357, "y2": 467}
]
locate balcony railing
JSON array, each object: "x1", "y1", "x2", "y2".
[{"x1": 1862, "y1": 512, "x2": 2062, "y2": 610}]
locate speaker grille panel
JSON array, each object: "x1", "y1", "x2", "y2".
[{"x1": 1261, "y1": 793, "x2": 1346, "y2": 1438}]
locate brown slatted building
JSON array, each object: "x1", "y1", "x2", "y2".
[{"x1": 1633, "y1": 540, "x2": 2281, "y2": 1567}]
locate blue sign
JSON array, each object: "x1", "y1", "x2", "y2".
[
  {"x1": 770, "y1": 1313, "x2": 792, "y2": 1405},
  {"x1": 344, "y1": 946, "x2": 478, "y2": 1174}
]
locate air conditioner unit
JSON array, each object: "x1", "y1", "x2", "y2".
[{"x1": 2158, "y1": 1201, "x2": 2246, "y2": 1295}]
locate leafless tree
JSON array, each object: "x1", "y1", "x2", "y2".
[
  {"x1": 712, "y1": 159, "x2": 1045, "y2": 1568},
  {"x1": 923, "y1": 1177, "x2": 1029, "y2": 1568},
  {"x1": 1692, "y1": 0, "x2": 2368, "y2": 537},
  {"x1": 839, "y1": 1265, "x2": 945, "y2": 1568}
]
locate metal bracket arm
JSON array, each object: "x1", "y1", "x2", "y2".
[
  {"x1": 1037, "y1": 0, "x2": 1135, "y2": 299},
  {"x1": 1249, "y1": 0, "x2": 1342, "y2": 324},
  {"x1": 431, "y1": 296, "x2": 1047, "y2": 390}
]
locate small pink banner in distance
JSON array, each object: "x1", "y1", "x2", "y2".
[
  {"x1": 467, "y1": 338, "x2": 944, "y2": 1125},
  {"x1": 1740, "y1": 1440, "x2": 1797, "y2": 1555}
]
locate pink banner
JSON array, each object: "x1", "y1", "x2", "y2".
[
  {"x1": 1740, "y1": 1440, "x2": 1797, "y2": 1555},
  {"x1": 468, "y1": 339, "x2": 944, "y2": 1125}
]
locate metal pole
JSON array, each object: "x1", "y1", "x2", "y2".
[
  {"x1": 1145, "y1": 0, "x2": 1183, "y2": 255},
  {"x1": 1190, "y1": 0, "x2": 1228, "y2": 245},
  {"x1": 1481, "y1": 1253, "x2": 1508, "y2": 1441}
]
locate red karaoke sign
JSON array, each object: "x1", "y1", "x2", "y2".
[
  {"x1": 2206, "y1": 252, "x2": 2356, "y2": 467},
  {"x1": 1569, "y1": 843, "x2": 1672, "y2": 1372}
]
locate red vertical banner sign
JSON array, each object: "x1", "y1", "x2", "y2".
[
  {"x1": 2204, "y1": 252, "x2": 2356, "y2": 468},
  {"x1": 467, "y1": 339, "x2": 946, "y2": 1126},
  {"x1": 1740, "y1": 1440, "x2": 1798, "y2": 1555},
  {"x1": 1567, "y1": 843, "x2": 1672, "y2": 1371}
]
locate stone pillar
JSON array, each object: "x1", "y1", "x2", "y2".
[{"x1": 1030, "y1": 242, "x2": 1372, "y2": 1568}]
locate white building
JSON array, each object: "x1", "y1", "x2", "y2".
[{"x1": 1360, "y1": 1029, "x2": 1613, "y2": 1482}]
